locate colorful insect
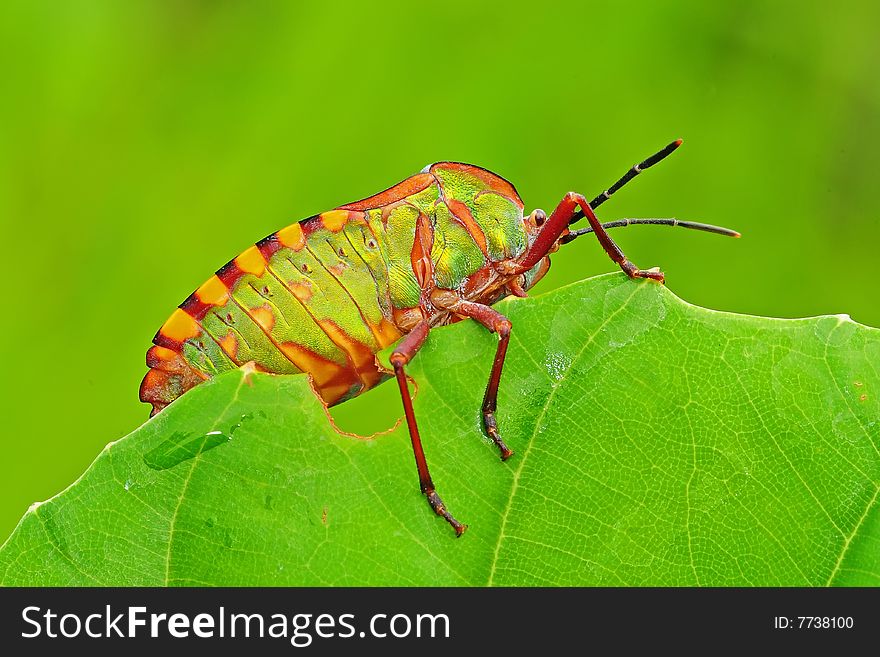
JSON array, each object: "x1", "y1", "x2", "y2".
[{"x1": 140, "y1": 140, "x2": 738, "y2": 536}]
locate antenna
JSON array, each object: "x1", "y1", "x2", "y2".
[
  {"x1": 569, "y1": 139, "x2": 684, "y2": 224},
  {"x1": 560, "y1": 217, "x2": 740, "y2": 244}
]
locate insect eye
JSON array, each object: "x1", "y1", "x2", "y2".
[
  {"x1": 338, "y1": 247, "x2": 347, "y2": 257},
  {"x1": 366, "y1": 239, "x2": 377, "y2": 249},
  {"x1": 300, "y1": 263, "x2": 311, "y2": 274},
  {"x1": 533, "y1": 209, "x2": 547, "y2": 227}
]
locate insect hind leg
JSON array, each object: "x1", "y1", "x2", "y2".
[{"x1": 391, "y1": 320, "x2": 467, "y2": 537}]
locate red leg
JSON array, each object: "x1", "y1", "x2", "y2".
[
  {"x1": 452, "y1": 301, "x2": 513, "y2": 460},
  {"x1": 516, "y1": 192, "x2": 664, "y2": 282},
  {"x1": 391, "y1": 320, "x2": 466, "y2": 536}
]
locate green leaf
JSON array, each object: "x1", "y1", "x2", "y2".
[{"x1": 2, "y1": 273, "x2": 878, "y2": 586}]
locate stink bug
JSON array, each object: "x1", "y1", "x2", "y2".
[{"x1": 140, "y1": 140, "x2": 738, "y2": 536}]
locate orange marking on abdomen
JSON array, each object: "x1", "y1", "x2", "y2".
[
  {"x1": 447, "y1": 199, "x2": 488, "y2": 256},
  {"x1": 218, "y1": 332, "x2": 238, "y2": 360},
  {"x1": 276, "y1": 223, "x2": 306, "y2": 250},
  {"x1": 288, "y1": 281, "x2": 313, "y2": 302},
  {"x1": 278, "y1": 341, "x2": 361, "y2": 405},
  {"x1": 319, "y1": 210, "x2": 350, "y2": 232},
  {"x1": 146, "y1": 345, "x2": 179, "y2": 370},
  {"x1": 196, "y1": 275, "x2": 230, "y2": 306},
  {"x1": 235, "y1": 245, "x2": 267, "y2": 276},
  {"x1": 318, "y1": 320, "x2": 384, "y2": 390},
  {"x1": 250, "y1": 305, "x2": 276, "y2": 333},
  {"x1": 160, "y1": 308, "x2": 201, "y2": 343}
]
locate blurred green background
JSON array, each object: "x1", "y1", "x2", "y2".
[{"x1": 1, "y1": 0, "x2": 878, "y2": 540}]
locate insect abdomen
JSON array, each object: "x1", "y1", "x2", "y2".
[{"x1": 140, "y1": 211, "x2": 403, "y2": 415}]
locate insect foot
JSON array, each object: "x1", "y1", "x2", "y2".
[
  {"x1": 622, "y1": 261, "x2": 665, "y2": 283},
  {"x1": 482, "y1": 412, "x2": 514, "y2": 461},
  {"x1": 426, "y1": 489, "x2": 467, "y2": 537}
]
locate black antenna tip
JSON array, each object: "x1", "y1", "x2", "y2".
[{"x1": 583, "y1": 138, "x2": 687, "y2": 215}]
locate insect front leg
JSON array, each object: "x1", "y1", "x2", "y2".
[
  {"x1": 516, "y1": 192, "x2": 664, "y2": 282},
  {"x1": 448, "y1": 301, "x2": 514, "y2": 460},
  {"x1": 390, "y1": 320, "x2": 467, "y2": 537}
]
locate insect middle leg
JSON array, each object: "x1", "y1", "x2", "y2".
[
  {"x1": 390, "y1": 320, "x2": 467, "y2": 537},
  {"x1": 517, "y1": 192, "x2": 664, "y2": 282},
  {"x1": 449, "y1": 300, "x2": 514, "y2": 460}
]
